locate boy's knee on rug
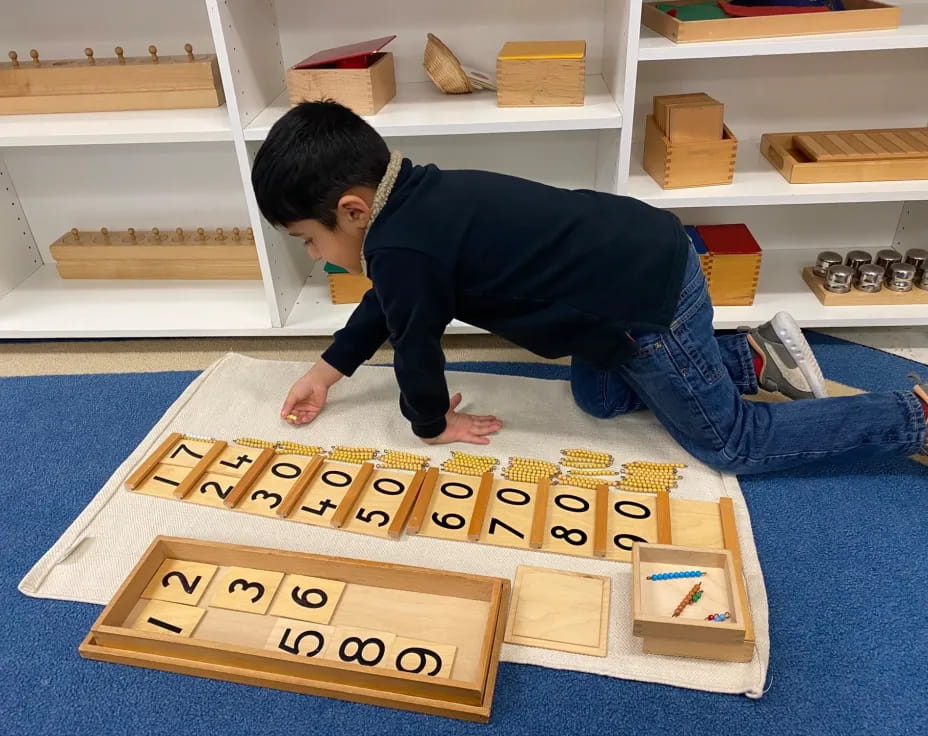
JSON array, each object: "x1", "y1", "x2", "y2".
[{"x1": 569, "y1": 364, "x2": 638, "y2": 419}]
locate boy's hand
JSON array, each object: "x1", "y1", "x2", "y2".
[
  {"x1": 421, "y1": 393, "x2": 503, "y2": 445},
  {"x1": 281, "y1": 360, "x2": 344, "y2": 425}
]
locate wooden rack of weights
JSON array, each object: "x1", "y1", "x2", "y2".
[
  {"x1": 0, "y1": 43, "x2": 224, "y2": 114},
  {"x1": 49, "y1": 227, "x2": 261, "y2": 280},
  {"x1": 125, "y1": 433, "x2": 754, "y2": 662}
]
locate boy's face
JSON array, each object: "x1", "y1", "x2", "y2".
[{"x1": 286, "y1": 191, "x2": 372, "y2": 274}]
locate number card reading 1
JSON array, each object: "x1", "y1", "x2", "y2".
[
  {"x1": 187, "y1": 472, "x2": 239, "y2": 509},
  {"x1": 265, "y1": 619, "x2": 335, "y2": 660},
  {"x1": 209, "y1": 566, "x2": 285, "y2": 614},
  {"x1": 541, "y1": 484, "x2": 597, "y2": 557},
  {"x1": 477, "y1": 479, "x2": 536, "y2": 550},
  {"x1": 388, "y1": 637, "x2": 457, "y2": 679},
  {"x1": 130, "y1": 599, "x2": 205, "y2": 638},
  {"x1": 288, "y1": 461, "x2": 361, "y2": 526},
  {"x1": 160, "y1": 438, "x2": 216, "y2": 469},
  {"x1": 606, "y1": 492, "x2": 657, "y2": 562},
  {"x1": 141, "y1": 559, "x2": 219, "y2": 605},
  {"x1": 323, "y1": 626, "x2": 398, "y2": 670},
  {"x1": 341, "y1": 469, "x2": 417, "y2": 538},
  {"x1": 417, "y1": 472, "x2": 482, "y2": 542},
  {"x1": 267, "y1": 574, "x2": 346, "y2": 624},
  {"x1": 134, "y1": 463, "x2": 194, "y2": 499}
]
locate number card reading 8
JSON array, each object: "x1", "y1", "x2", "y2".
[
  {"x1": 267, "y1": 573, "x2": 346, "y2": 624},
  {"x1": 289, "y1": 461, "x2": 361, "y2": 526},
  {"x1": 209, "y1": 566, "x2": 285, "y2": 615},
  {"x1": 418, "y1": 473, "x2": 481, "y2": 541},
  {"x1": 541, "y1": 485, "x2": 597, "y2": 557},
  {"x1": 140, "y1": 559, "x2": 219, "y2": 605}
]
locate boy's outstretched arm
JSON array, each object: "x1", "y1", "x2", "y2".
[
  {"x1": 282, "y1": 287, "x2": 389, "y2": 424},
  {"x1": 374, "y1": 249, "x2": 503, "y2": 445}
]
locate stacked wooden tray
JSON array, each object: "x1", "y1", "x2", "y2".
[{"x1": 761, "y1": 127, "x2": 928, "y2": 184}]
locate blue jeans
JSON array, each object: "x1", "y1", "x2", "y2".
[{"x1": 570, "y1": 243, "x2": 926, "y2": 474}]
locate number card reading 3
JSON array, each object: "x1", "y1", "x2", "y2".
[
  {"x1": 265, "y1": 618, "x2": 336, "y2": 659},
  {"x1": 267, "y1": 573, "x2": 346, "y2": 624},
  {"x1": 130, "y1": 599, "x2": 205, "y2": 638},
  {"x1": 141, "y1": 559, "x2": 218, "y2": 606},
  {"x1": 209, "y1": 566, "x2": 285, "y2": 614}
]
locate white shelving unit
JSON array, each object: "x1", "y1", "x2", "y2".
[{"x1": 0, "y1": 0, "x2": 926, "y2": 339}]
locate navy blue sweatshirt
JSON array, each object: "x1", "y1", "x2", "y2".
[{"x1": 322, "y1": 158, "x2": 689, "y2": 438}]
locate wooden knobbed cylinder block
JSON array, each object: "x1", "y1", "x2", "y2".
[
  {"x1": 496, "y1": 41, "x2": 586, "y2": 108},
  {"x1": 286, "y1": 53, "x2": 396, "y2": 116}
]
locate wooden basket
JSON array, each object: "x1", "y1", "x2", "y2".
[
  {"x1": 641, "y1": 0, "x2": 901, "y2": 44},
  {"x1": 424, "y1": 33, "x2": 473, "y2": 94}
]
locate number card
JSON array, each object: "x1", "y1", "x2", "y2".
[
  {"x1": 267, "y1": 574, "x2": 346, "y2": 624},
  {"x1": 206, "y1": 446, "x2": 262, "y2": 478},
  {"x1": 251, "y1": 454, "x2": 319, "y2": 494},
  {"x1": 541, "y1": 485, "x2": 597, "y2": 557},
  {"x1": 265, "y1": 619, "x2": 335, "y2": 659},
  {"x1": 210, "y1": 566, "x2": 285, "y2": 614},
  {"x1": 130, "y1": 599, "x2": 205, "y2": 638},
  {"x1": 417, "y1": 472, "x2": 483, "y2": 542},
  {"x1": 161, "y1": 438, "x2": 216, "y2": 468},
  {"x1": 288, "y1": 461, "x2": 361, "y2": 526},
  {"x1": 141, "y1": 559, "x2": 218, "y2": 605},
  {"x1": 187, "y1": 472, "x2": 239, "y2": 509},
  {"x1": 324, "y1": 626, "x2": 398, "y2": 670},
  {"x1": 235, "y1": 485, "x2": 287, "y2": 517},
  {"x1": 388, "y1": 637, "x2": 457, "y2": 679},
  {"x1": 134, "y1": 463, "x2": 193, "y2": 499},
  {"x1": 476, "y1": 479, "x2": 536, "y2": 550},
  {"x1": 606, "y1": 493, "x2": 658, "y2": 562},
  {"x1": 341, "y1": 469, "x2": 418, "y2": 538}
]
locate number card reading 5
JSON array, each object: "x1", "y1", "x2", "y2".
[{"x1": 267, "y1": 574, "x2": 346, "y2": 624}]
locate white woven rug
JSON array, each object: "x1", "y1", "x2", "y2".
[{"x1": 19, "y1": 353, "x2": 769, "y2": 697}]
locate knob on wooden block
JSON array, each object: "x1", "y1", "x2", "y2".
[
  {"x1": 8, "y1": 51, "x2": 18, "y2": 68},
  {"x1": 151, "y1": 227, "x2": 161, "y2": 240},
  {"x1": 29, "y1": 49, "x2": 40, "y2": 66},
  {"x1": 85, "y1": 48, "x2": 95, "y2": 65},
  {"x1": 148, "y1": 45, "x2": 158, "y2": 63},
  {"x1": 231, "y1": 227, "x2": 241, "y2": 241},
  {"x1": 70, "y1": 227, "x2": 81, "y2": 242},
  {"x1": 115, "y1": 46, "x2": 125, "y2": 64},
  {"x1": 185, "y1": 43, "x2": 194, "y2": 62},
  {"x1": 128, "y1": 227, "x2": 137, "y2": 243},
  {"x1": 215, "y1": 227, "x2": 225, "y2": 241},
  {"x1": 196, "y1": 227, "x2": 206, "y2": 241},
  {"x1": 247, "y1": 227, "x2": 254, "y2": 241},
  {"x1": 174, "y1": 227, "x2": 184, "y2": 241},
  {"x1": 100, "y1": 227, "x2": 110, "y2": 242}
]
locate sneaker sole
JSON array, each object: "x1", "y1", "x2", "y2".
[{"x1": 771, "y1": 312, "x2": 828, "y2": 399}]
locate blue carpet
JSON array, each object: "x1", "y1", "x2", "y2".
[{"x1": 2, "y1": 333, "x2": 926, "y2": 736}]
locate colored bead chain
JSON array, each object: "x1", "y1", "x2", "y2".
[
  {"x1": 707, "y1": 611, "x2": 731, "y2": 622},
  {"x1": 561, "y1": 449, "x2": 613, "y2": 465},
  {"x1": 647, "y1": 570, "x2": 707, "y2": 581},
  {"x1": 379, "y1": 449, "x2": 429, "y2": 471},
  {"x1": 442, "y1": 450, "x2": 498, "y2": 476},
  {"x1": 182, "y1": 433, "x2": 216, "y2": 442},
  {"x1": 556, "y1": 473, "x2": 612, "y2": 490},
  {"x1": 275, "y1": 441, "x2": 324, "y2": 456},
  {"x1": 328, "y1": 446, "x2": 379, "y2": 464},
  {"x1": 672, "y1": 583, "x2": 702, "y2": 617},
  {"x1": 618, "y1": 460, "x2": 685, "y2": 494},
  {"x1": 233, "y1": 437, "x2": 275, "y2": 449},
  {"x1": 503, "y1": 456, "x2": 558, "y2": 482}
]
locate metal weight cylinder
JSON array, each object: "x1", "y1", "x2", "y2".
[
  {"x1": 824, "y1": 264, "x2": 854, "y2": 293},
  {"x1": 886, "y1": 262, "x2": 916, "y2": 292},
  {"x1": 917, "y1": 267, "x2": 928, "y2": 291},
  {"x1": 875, "y1": 249, "x2": 903, "y2": 273},
  {"x1": 814, "y1": 251, "x2": 843, "y2": 277},
  {"x1": 855, "y1": 263, "x2": 884, "y2": 293},
  {"x1": 904, "y1": 248, "x2": 928, "y2": 275},
  {"x1": 845, "y1": 250, "x2": 872, "y2": 271}
]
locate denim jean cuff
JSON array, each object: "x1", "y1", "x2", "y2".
[
  {"x1": 896, "y1": 389, "x2": 928, "y2": 454},
  {"x1": 734, "y1": 333, "x2": 758, "y2": 394}
]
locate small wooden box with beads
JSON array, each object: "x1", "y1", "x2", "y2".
[{"x1": 631, "y1": 542, "x2": 752, "y2": 662}]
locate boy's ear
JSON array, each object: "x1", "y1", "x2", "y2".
[{"x1": 336, "y1": 194, "x2": 371, "y2": 231}]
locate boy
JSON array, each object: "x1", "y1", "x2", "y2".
[{"x1": 251, "y1": 101, "x2": 928, "y2": 474}]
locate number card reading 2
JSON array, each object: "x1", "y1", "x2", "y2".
[
  {"x1": 267, "y1": 573, "x2": 346, "y2": 624},
  {"x1": 209, "y1": 566, "x2": 285, "y2": 615},
  {"x1": 141, "y1": 559, "x2": 219, "y2": 605}
]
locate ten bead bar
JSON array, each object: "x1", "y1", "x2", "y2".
[{"x1": 647, "y1": 570, "x2": 707, "y2": 581}]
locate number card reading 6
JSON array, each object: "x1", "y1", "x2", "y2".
[
  {"x1": 209, "y1": 566, "x2": 285, "y2": 615},
  {"x1": 267, "y1": 574, "x2": 346, "y2": 624}
]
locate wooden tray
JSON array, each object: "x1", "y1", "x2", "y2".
[
  {"x1": 802, "y1": 266, "x2": 928, "y2": 305},
  {"x1": 642, "y1": 0, "x2": 901, "y2": 44},
  {"x1": 761, "y1": 130, "x2": 928, "y2": 184},
  {"x1": 793, "y1": 128, "x2": 928, "y2": 162},
  {"x1": 79, "y1": 536, "x2": 510, "y2": 722}
]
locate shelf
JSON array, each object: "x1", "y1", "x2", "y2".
[
  {"x1": 280, "y1": 269, "x2": 484, "y2": 335},
  {"x1": 637, "y1": 0, "x2": 928, "y2": 60},
  {"x1": 628, "y1": 138, "x2": 928, "y2": 207},
  {"x1": 712, "y1": 249, "x2": 928, "y2": 328},
  {"x1": 245, "y1": 76, "x2": 622, "y2": 140},
  {"x1": 0, "y1": 266, "x2": 273, "y2": 337},
  {"x1": 0, "y1": 106, "x2": 234, "y2": 147}
]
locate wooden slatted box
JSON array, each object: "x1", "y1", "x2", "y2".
[
  {"x1": 79, "y1": 536, "x2": 510, "y2": 722},
  {"x1": 643, "y1": 114, "x2": 737, "y2": 188}
]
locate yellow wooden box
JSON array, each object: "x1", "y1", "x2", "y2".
[
  {"x1": 496, "y1": 41, "x2": 586, "y2": 107},
  {"x1": 632, "y1": 543, "x2": 752, "y2": 662},
  {"x1": 287, "y1": 52, "x2": 396, "y2": 116},
  {"x1": 643, "y1": 114, "x2": 737, "y2": 189},
  {"x1": 79, "y1": 536, "x2": 510, "y2": 722},
  {"x1": 328, "y1": 272, "x2": 373, "y2": 304}
]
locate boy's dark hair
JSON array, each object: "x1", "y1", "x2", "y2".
[{"x1": 251, "y1": 100, "x2": 390, "y2": 230}]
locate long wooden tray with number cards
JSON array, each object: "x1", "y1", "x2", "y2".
[{"x1": 79, "y1": 536, "x2": 510, "y2": 722}]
